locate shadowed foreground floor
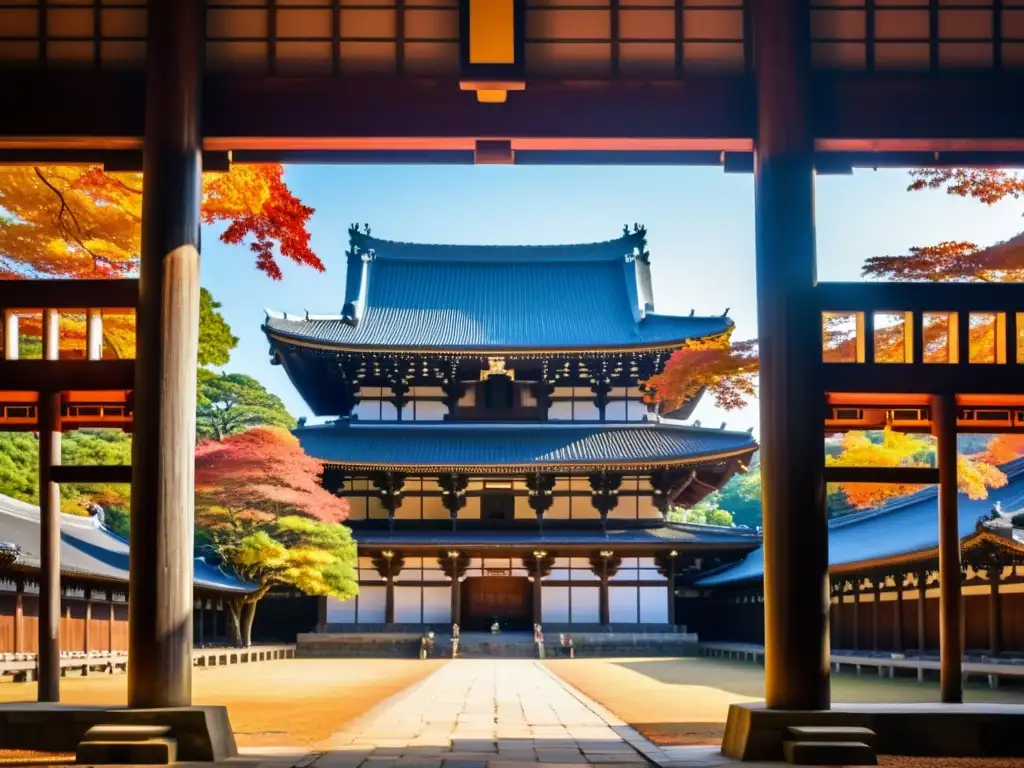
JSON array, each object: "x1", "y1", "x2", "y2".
[
  {"x1": 0, "y1": 658, "x2": 445, "y2": 748},
  {"x1": 545, "y1": 656, "x2": 1024, "y2": 748}
]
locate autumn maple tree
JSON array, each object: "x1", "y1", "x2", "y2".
[
  {"x1": 826, "y1": 428, "x2": 1008, "y2": 508},
  {"x1": 644, "y1": 334, "x2": 759, "y2": 412},
  {"x1": 194, "y1": 427, "x2": 354, "y2": 645}
]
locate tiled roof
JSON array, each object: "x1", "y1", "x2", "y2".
[
  {"x1": 0, "y1": 494, "x2": 254, "y2": 593},
  {"x1": 695, "y1": 458, "x2": 1024, "y2": 588},
  {"x1": 296, "y1": 421, "x2": 757, "y2": 470},
  {"x1": 263, "y1": 232, "x2": 732, "y2": 352},
  {"x1": 350, "y1": 523, "x2": 763, "y2": 548}
]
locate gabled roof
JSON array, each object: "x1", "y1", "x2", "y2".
[
  {"x1": 0, "y1": 494, "x2": 254, "y2": 593},
  {"x1": 295, "y1": 420, "x2": 757, "y2": 472},
  {"x1": 263, "y1": 230, "x2": 733, "y2": 353},
  {"x1": 695, "y1": 457, "x2": 1024, "y2": 588}
]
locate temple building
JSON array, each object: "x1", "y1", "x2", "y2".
[
  {"x1": 692, "y1": 457, "x2": 1024, "y2": 656},
  {"x1": 262, "y1": 225, "x2": 758, "y2": 632}
]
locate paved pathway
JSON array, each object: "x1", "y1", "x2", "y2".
[{"x1": 301, "y1": 661, "x2": 783, "y2": 768}]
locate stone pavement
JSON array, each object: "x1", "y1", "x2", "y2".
[{"x1": 294, "y1": 661, "x2": 788, "y2": 768}]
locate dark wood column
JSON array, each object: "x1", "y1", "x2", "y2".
[
  {"x1": 893, "y1": 572, "x2": 904, "y2": 653},
  {"x1": 654, "y1": 551, "x2": 679, "y2": 627},
  {"x1": 522, "y1": 552, "x2": 554, "y2": 626},
  {"x1": 439, "y1": 473, "x2": 469, "y2": 531},
  {"x1": 525, "y1": 472, "x2": 555, "y2": 531},
  {"x1": 933, "y1": 394, "x2": 963, "y2": 703},
  {"x1": 372, "y1": 472, "x2": 406, "y2": 532},
  {"x1": 108, "y1": 590, "x2": 115, "y2": 654},
  {"x1": 751, "y1": 0, "x2": 829, "y2": 711},
  {"x1": 871, "y1": 579, "x2": 880, "y2": 652},
  {"x1": 372, "y1": 551, "x2": 403, "y2": 625},
  {"x1": 833, "y1": 585, "x2": 843, "y2": 650},
  {"x1": 590, "y1": 552, "x2": 621, "y2": 629},
  {"x1": 129, "y1": 0, "x2": 204, "y2": 710},
  {"x1": 13, "y1": 580, "x2": 23, "y2": 654},
  {"x1": 588, "y1": 472, "x2": 622, "y2": 533},
  {"x1": 851, "y1": 580, "x2": 860, "y2": 652},
  {"x1": 37, "y1": 391, "x2": 61, "y2": 703},
  {"x1": 440, "y1": 551, "x2": 469, "y2": 626},
  {"x1": 84, "y1": 589, "x2": 92, "y2": 653},
  {"x1": 917, "y1": 570, "x2": 927, "y2": 655},
  {"x1": 989, "y1": 562, "x2": 1002, "y2": 657},
  {"x1": 196, "y1": 597, "x2": 205, "y2": 647}
]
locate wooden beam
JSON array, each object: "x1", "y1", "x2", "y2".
[
  {"x1": 5, "y1": 70, "x2": 1024, "y2": 153},
  {"x1": 934, "y1": 393, "x2": 964, "y2": 704},
  {"x1": 0, "y1": 279, "x2": 138, "y2": 310},
  {"x1": 51, "y1": 465, "x2": 132, "y2": 485},
  {"x1": 0, "y1": 360, "x2": 135, "y2": 392},
  {"x1": 817, "y1": 281, "x2": 1024, "y2": 313},
  {"x1": 824, "y1": 467, "x2": 940, "y2": 485},
  {"x1": 823, "y1": 365, "x2": 1024, "y2": 396}
]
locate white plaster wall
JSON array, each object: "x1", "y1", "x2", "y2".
[
  {"x1": 639, "y1": 586, "x2": 669, "y2": 624},
  {"x1": 326, "y1": 595, "x2": 356, "y2": 623},
  {"x1": 394, "y1": 586, "x2": 422, "y2": 623},
  {"x1": 609, "y1": 586, "x2": 639, "y2": 623},
  {"x1": 422, "y1": 587, "x2": 451, "y2": 624}
]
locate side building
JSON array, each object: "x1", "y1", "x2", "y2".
[
  {"x1": 693, "y1": 457, "x2": 1024, "y2": 656},
  {"x1": 263, "y1": 226, "x2": 760, "y2": 632}
]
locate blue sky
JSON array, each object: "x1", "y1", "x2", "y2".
[{"x1": 200, "y1": 166, "x2": 1024, "y2": 436}]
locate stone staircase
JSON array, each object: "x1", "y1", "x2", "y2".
[
  {"x1": 782, "y1": 726, "x2": 877, "y2": 766},
  {"x1": 76, "y1": 724, "x2": 177, "y2": 765}
]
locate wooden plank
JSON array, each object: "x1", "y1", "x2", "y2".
[
  {"x1": 0, "y1": 360, "x2": 135, "y2": 391},
  {"x1": 824, "y1": 467, "x2": 939, "y2": 485},
  {"x1": 823, "y1": 364, "x2": 1024, "y2": 396},
  {"x1": 51, "y1": 465, "x2": 132, "y2": 485},
  {"x1": 0, "y1": 280, "x2": 138, "y2": 310}
]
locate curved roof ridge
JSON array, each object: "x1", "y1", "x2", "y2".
[{"x1": 350, "y1": 230, "x2": 646, "y2": 264}]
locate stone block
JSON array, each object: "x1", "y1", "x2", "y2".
[
  {"x1": 76, "y1": 737, "x2": 177, "y2": 765},
  {"x1": 782, "y1": 740, "x2": 876, "y2": 766}
]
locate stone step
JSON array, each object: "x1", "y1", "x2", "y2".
[
  {"x1": 80, "y1": 724, "x2": 173, "y2": 742},
  {"x1": 787, "y1": 726, "x2": 878, "y2": 749},
  {"x1": 76, "y1": 737, "x2": 177, "y2": 765},
  {"x1": 783, "y1": 740, "x2": 877, "y2": 766}
]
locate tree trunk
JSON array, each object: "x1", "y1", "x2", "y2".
[
  {"x1": 241, "y1": 599, "x2": 259, "y2": 648},
  {"x1": 227, "y1": 597, "x2": 244, "y2": 647}
]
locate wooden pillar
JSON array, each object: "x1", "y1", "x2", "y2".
[
  {"x1": 451, "y1": 579, "x2": 462, "y2": 627},
  {"x1": 129, "y1": 0, "x2": 204, "y2": 710},
  {"x1": 933, "y1": 393, "x2": 963, "y2": 703},
  {"x1": 894, "y1": 574, "x2": 904, "y2": 653},
  {"x1": 196, "y1": 598, "x2": 205, "y2": 647},
  {"x1": 533, "y1": 559, "x2": 543, "y2": 626},
  {"x1": 989, "y1": 564, "x2": 1002, "y2": 657},
  {"x1": 108, "y1": 590, "x2": 115, "y2": 653},
  {"x1": 666, "y1": 554, "x2": 677, "y2": 627},
  {"x1": 86, "y1": 309, "x2": 103, "y2": 361},
  {"x1": 84, "y1": 590, "x2": 92, "y2": 653},
  {"x1": 13, "y1": 581, "x2": 23, "y2": 654},
  {"x1": 852, "y1": 581, "x2": 860, "y2": 652},
  {"x1": 385, "y1": 576, "x2": 395, "y2": 625},
  {"x1": 872, "y1": 579, "x2": 880, "y2": 652},
  {"x1": 37, "y1": 391, "x2": 61, "y2": 702},
  {"x1": 917, "y1": 570, "x2": 927, "y2": 654},
  {"x1": 751, "y1": 0, "x2": 829, "y2": 711},
  {"x1": 834, "y1": 589, "x2": 842, "y2": 650}
]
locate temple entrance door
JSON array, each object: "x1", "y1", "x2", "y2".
[{"x1": 461, "y1": 576, "x2": 532, "y2": 630}]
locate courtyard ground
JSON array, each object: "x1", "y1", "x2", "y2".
[
  {"x1": 544, "y1": 656, "x2": 1024, "y2": 747},
  {"x1": 0, "y1": 658, "x2": 445, "y2": 748}
]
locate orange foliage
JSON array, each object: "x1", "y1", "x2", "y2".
[
  {"x1": 826, "y1": 428, "x2": 1007, "y2": 508},
  {"x1": 0, "y1": 164, "x2": 320, "y2": 280},
  {"x1": 194, "y1": 427, "x2": 348, "y2": 528},
  {"x1": 862, "y1": 169, "x2": 1024, "y2": 283},
  {"x1": 643, "y1": 335, "x2": 759, "y2": 412},
  {"x1": 981, "y1": 434, "x2": 1024, "y2": 465}
]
